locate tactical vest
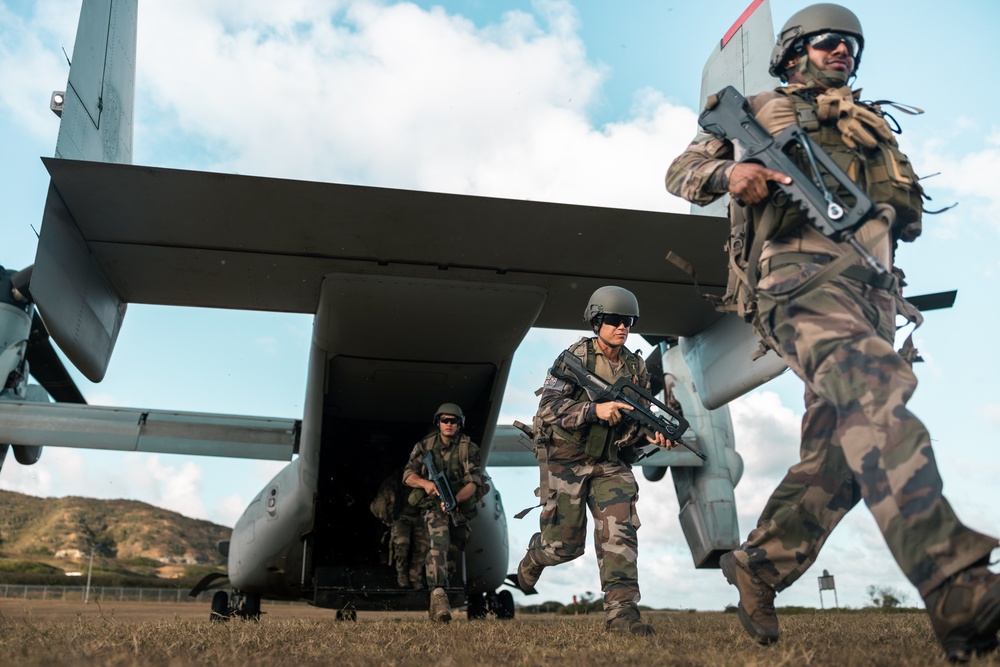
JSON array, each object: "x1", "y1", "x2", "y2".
[
  {"x1": 548, "y1": 338, "x2": 644, "y2": 463},
  {"x1": 764, "y1": 88, "x2": 925, "y2": 240},
  {"x1": 409, "y1": 433, "x2": 483, "y2": 521},
  {"x1": 713, "y1": 87, "x2": 925, "y2": 324}
]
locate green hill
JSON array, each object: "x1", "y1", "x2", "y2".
[{"x1": 0, "y1": 490, "x2": 230, "y2": 585}]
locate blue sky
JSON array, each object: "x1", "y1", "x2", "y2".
[{"x1": 1, "y1": 0, "x2": 999, "y2": 613}]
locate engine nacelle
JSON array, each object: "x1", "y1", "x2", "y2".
[
  {"x1": 462, "y1": 473, "x2": 509, "y2": 594},
  {"x1": 663, "y1": 342, "x2": 743, "y2": 568}
]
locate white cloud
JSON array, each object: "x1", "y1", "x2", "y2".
[
  {"x1": 0, "y1": 0, "x2": 78, "y2": 137},
  {"x1": 908, "y1": 128, "x2": 1000, "y2": 236},
  {"x1": 0, "y1": 449, "x2": 206, "y2": 519},
  {"x1": 123, "y1": 454, "x2": 209, "y2": 520},
  {"x1": 984, "y1": 404, "x2": 1000, "y2": 427},
  {"x1": 130, "y1": 0, "x2": 696, "y2": 213},
  {"x1": 216, "y1": 493, "x2": 252, "y2": 527},
  {"x1": 730, "y1": 390, "x2": 802, "y2": 477}
]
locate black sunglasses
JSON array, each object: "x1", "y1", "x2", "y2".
[
  {"x1": 600, "y1": 314, "x2": 636, "y2": 328},
  {"x1": 806, "y1": 32, "x2": 860, "y2": 58},
  {"x1": 438, "y1": 417, "x2": 461, "y2": 425}
]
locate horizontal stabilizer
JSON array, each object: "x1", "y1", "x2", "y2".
[{"x1": 42, "y1": 158, "x2": 729, "y2": 337}]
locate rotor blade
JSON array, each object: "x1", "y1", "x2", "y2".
[
  {"x1": 907, "y1": 290, "x2": 957, "y2": 312},
  {"x1": 25, "y1": 311, "x2": 87, "y2": 404}
]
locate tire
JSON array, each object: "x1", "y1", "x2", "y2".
[
  {"x1": 241, "y1": 593, "x2": 261, "y2": 621},
  {"x1": 210, "y1": 591, "x2": 229, "y2": 622},
  {"x1": 496, "y1": 590, "x2": 515, "y2": 620},
  {"x1": 466, "y1": 592, "x2": 488, "y2": 620}
]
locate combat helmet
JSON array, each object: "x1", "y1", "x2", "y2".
[
  {"x1": 583, "y1": 286, "x2": 639, "y2": 325},
  {"x1": 769, "y1": 3, "x2": 864, "y2": 82},
  {"x1": 434, "y1": 402, "x2": 465, "y2": 427}
]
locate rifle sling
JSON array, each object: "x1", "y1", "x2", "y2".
[
  {"x1": 753, "y1": 218, "x2": 892, "y2": 305},
  {"x1": 514, "y1": 441, "x2": 549, "y2": 520},
  {"x1": 760, "y1": 252, "x2": 899, "y2": 291}
]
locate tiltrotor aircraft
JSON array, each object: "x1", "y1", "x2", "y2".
[{"x1": 0, "y1": 0, "x2": 953, "y2": 620}]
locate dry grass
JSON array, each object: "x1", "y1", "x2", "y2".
[{"x1": 0, "y1": 601, "x2": 998, "y2": 666}]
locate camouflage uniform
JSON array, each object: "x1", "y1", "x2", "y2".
[
  {"x1": 666, "y1": 86, "x2": 998, "y2": 599},
  {"x1": 370, "y1": 473, "x2": 429, "y2": 589},
  {"x1": 403, "y1": 432, "x2": 484, "y2": 588},
  {"x1": 520, "y1": 337, "x2": 651, "y2": 625}
]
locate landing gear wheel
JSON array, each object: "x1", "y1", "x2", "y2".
[
  {"x1": 495, "y1": 589, "x2": 515, "y2": 619},
  {"x1": 336, "y1": 607, "x2": 358, "y2": 622},
  {"x1": 485, "y1": 590, "x2": 515, "y2": 619},
  {"x1": 210, "y1": 591, "x2": 230, "y2": 622},
  {"x1": 240, "y1": 593, "x2": 262, "y2": 621},
  {"x1": 466, "y1": 592, "x2": 488, "y2": 620}
]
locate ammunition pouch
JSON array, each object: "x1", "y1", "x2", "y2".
[
  {"x1": 407, "y1": 488, "x2": 428, "y2": 508},
  {"x1": 713, "y1": 89, "x2": 924, "y2": 327}
]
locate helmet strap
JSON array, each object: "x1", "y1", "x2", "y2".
[{"x1": 793, "y1": 56, "x2": 850, "y2": 89}]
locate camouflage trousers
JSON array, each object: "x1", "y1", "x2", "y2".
[
  {"x1": 523, "y1": 437, "x2": 642, "y2": 622},
  {"x1": 739, "y1": 264, "x2": 998, "y2": 597},
  {"x1": 391, "y1": 511, "x2": 429, "y2": 588},
  {"x1": 421, "y1": 508, "x2": 470, "y2": 588}
]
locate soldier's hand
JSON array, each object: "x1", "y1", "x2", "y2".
[
  {"x1": 423, "y1": 480, "x2": 439, "y2": 496},
  {"x1": 595, "y1": 401, "x2": 632, "y2": 425},
  {"x1": 646, "y1": 432, "x2": 677, "y2": 449},
  {"x1": 728, "y1": 162, "x2": 791, "y2": 205}
]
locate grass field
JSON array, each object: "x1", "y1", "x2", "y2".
[{"x1": 0, "y1": 600, "x2": 997, "y2": 666}]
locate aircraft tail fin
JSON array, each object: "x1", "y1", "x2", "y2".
[
  {"x1": 691, "y1": 0, "x2": 779, "y2": 219},
  {"x1": 699, "y1": 0, "x2": 778, "y2": 107},
  {"x1": 54, "y1": 0, "x2": 137, "y2": 163},
  {"x1": 31, "y1": 0, "x2": 138, "y2": 382}
]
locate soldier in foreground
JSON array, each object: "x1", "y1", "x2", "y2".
[
  {"x1": 403, "y1": 403, "x2": 485, "y2": 623},
  {"x1": 515, "y1": 286, "x2": 672, "y2": 635},
  {"x1": 369, "y1": 471, "x2": 429, "y2": 590},
  {"x1": 666, "y1": 3, "x2": 1000, "y2": 661}
]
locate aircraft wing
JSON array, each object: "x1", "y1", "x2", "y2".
[{"x1": 40, "y1": 158, "x2": 727, "y2": 339}]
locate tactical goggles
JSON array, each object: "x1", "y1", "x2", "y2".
[
  {"x1": 438, "y1": 417, "x2": 461, "y2": 425},
  {"x1": 806, "y1": 32, "x2": 860, "y2": 58},
  {"x1": 598, "y1": 314, "x2": 636, "y2": 328}
]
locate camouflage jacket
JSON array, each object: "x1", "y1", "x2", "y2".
[
  {"x1": 535, "y1": 337, "x2": 650, "y2": 461},
  {"x1": 402, "y1": 432, "x2": 484, "y2": 501},
  {"x1": 666, "y1": 84, "x2": 921, "y2": 265}
]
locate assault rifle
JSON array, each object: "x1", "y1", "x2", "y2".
[
  {"x1": 423, "y1": 451, "x2": 459, "y2": 524},
  {"x1": 698, "y1": 85, "x2": 888, "y2": 275},
  {"x1": 550, "y1": 351, "x2": 706, "y2": 461}
]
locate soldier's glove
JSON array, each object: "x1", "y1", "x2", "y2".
[{"x1": 816, "y1": 87, "x2": 894, "y2": 150}]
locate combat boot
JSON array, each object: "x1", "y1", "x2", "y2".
[
  {"x1": 512, "y1": 532, "x2": 544, "y2": 595},
  {"x1": 606, "y1": 612, "x2": 656, "y2": 636},
  {"x1": 720, "y1": 551, "x2": 780, "y2": 645},
  {"x1": 923, "y1": 561, "x2": 1000, "y2": 662},
  {"x1": 429, "y1": 587, "x2": 451, "y2": 623}
]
